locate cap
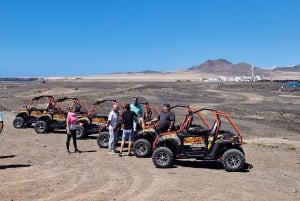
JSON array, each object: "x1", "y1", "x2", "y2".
[{"x1": 163, "y1": 103, "x2": 170, "y2": 108}]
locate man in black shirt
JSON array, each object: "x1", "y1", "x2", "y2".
[
  {"x1": 119, "y1": 104, "x2": 137, "y2": 157},
  {"x1": 149, "y1": 103, "x2": 175, "y2": 134}
]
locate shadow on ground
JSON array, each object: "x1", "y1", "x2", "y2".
[
  {"x1": 79, "y1": 150, "x2": 97, "y2": 153},
  {"x1": 0, "y1": 164, "x2": 31, "y2": 169},
  {"x1": 0, "y1": 155, "x2": 16, "y2": 159},
  {"x1": 173, "y1": 160, "x2": 253, "y2": 172}
]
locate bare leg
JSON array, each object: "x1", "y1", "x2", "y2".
[
  {"x1": 128, "y1": 140, "x2": 133, "y2": 154},
  {"x1": 119, "y1": 140, "x2": 125, "y2": 154}
]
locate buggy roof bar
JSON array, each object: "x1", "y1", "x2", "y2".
[
  {"x1": 190, "y1": 108, "x2": 217, "y2": 114},
  {"x1": 56, "y1": 97, "x2": 79, "y2": 102},
  {"x1": 170, "y1": 104, "x2": 191, "y2": 109},
  {"x1": 32, "y1": 95, "x2": 54, "y2": 101},
  {"x1": 93, "y1": 99, "x2": 118, "y2": 105}
]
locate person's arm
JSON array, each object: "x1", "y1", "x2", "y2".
[
  {"x1": 138, "y1": 104, "x2": 143, "y2": 116},
  {"x1": 147, "y1": 116, "x2": 159, "y2": 125},
  {"x1": 168, "y1": 120, "x2": 175, "y2": 131},
  {"x1": 66, "y1": 113, "x2": 70, "y2": 134},
  {"x1": 168, "y1": 112, "x2": 175, "y2": 131},
  {"x1": 106, "y1": 112, "x2": 112, "y2": 127},
  {"x1": 0, "y1": 122, "x2": 3, "y2": 134}
]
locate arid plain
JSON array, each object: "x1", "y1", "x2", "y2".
[{"x1": 0, "y1": 74, "x2": 299, "y2": 201}]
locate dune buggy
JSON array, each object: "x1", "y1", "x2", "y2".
[
  {"x1": 75, "y1": 99, "x2": 123, "y2": 139},
  {"x1": 13, "y1": 95, "x2": 55, "y2": 129},
  {"x1": 151, "y1": 108, "x2": 246, "y2": 172},
  {"x1": 34, "y1": 97, "x2": 90, "y2": 137},
  {"x1": 132, "y1": 104, "x2": 192, "y2": 158}
]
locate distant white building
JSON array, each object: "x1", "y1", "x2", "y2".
[{"x1": 199, "y1": 75, "x2": 268, "y2": 82}]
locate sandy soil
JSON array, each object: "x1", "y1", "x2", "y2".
[{"x1": 0, "y1": 79, "x2": 299, "y2": 201}]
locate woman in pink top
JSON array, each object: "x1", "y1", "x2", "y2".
[{"x1": 66, "y1": 107, "x2": 81, "y2": 154}]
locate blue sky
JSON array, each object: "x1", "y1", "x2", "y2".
[{"x1": 0, "y1": 0, "x2": 299, "y2": 76}]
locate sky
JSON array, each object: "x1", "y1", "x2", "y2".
[{"x1": 0, "y1": 0, "x2": 300, "y2": 77}]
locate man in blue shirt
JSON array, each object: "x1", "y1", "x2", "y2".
[{"x1": 130, "y1": 97, "x2": 143, "y2": 132}]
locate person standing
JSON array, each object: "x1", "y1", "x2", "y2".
[
  {"x1": 148, "y1": 103, "x2": 175, "y2": 134},
  {"x1": 141, "y1": 102, "x2": 152, "y2": 130},
  {"x1": 46, "y1": 96, "x2": 56, "y2": 111},
  {"x1": 119, "y1": 104, "x2": 137, "y2": 157},
  {"x1": 107, "y1": 104, "x2": 120, "y2": 154},
  {"x1": 66, "y1": 107, "x2": 81, "y2": 154},
  {"x1": 0, "y1": 112, "x2": 3, "y2": 134},
  {"x1": 130, "y1": 97, "x2": 143, "y2": 132}
]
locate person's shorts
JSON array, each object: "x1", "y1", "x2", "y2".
[{"x1": 122, "y1": 129, "x2": 134, "y2": 141}]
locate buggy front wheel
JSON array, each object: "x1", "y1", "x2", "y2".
[
  {"x1": 34, "y1": 121, "x2": 48, "y2": 133},
  {"x1": 13, "y1": 117, "x2": 26, "y2": 128},
  {"x1": 152, "y1": 147, "x2": 174, "y2": 168}
]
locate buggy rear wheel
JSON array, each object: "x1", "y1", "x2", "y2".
[
  {"x1": 133, "y1": 139, "x2": 152, "y2": 158},
  {"x1": 152, "y1": 147, "x2": 173, "y2": 168},
  {"x1": 76, "y1": 125, "x2": 86, "y2": 139},
  {"x1": 13, "y1": 117, "x2": 26, "y2": 128},
  {"x1": 34, "y1": 121, "x2": 48, "y2": 133},
  {"x1": 222, "y1": 149, "x2": 245, "y2": 172},
  {"x1": 97, "y1": 132, "x2": 109, "y2": 148}
]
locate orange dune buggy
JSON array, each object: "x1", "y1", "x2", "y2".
[{"x1": 151, "y1": 108, "x2": 246, "y2": 172}]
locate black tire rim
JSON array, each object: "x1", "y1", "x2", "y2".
[
  {"x1": 76, "y1": 129, "x2": 84, "y2": 138},
  {"x1": 136, "y1": 143, "x2": 147, "y2": 155},
  {"x1": 100, "y1": 136, "x2": 109, "y2": 145},
  {"x1": 155, "y1": 151, "x2": 170, "y2": 166},
  {"x1": 36, "y1": 124, "x2": 46, "y2": 133},
  {"x1": 226, "y1": 154, "x2": 241, "y2": 168},
  {"x1": 14, "y1": 119, "x2": 23, "y2": 128}
]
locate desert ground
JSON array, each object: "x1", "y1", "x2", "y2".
[{"x1": 0, "y1": 77, "x2": 299, "y2": 201}]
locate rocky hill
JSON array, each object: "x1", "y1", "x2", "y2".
[
  {"x1": 273, "y1": 64, "x2": 300, "y2": 72},
  {"x1": 180, "y1": 59, "x2": 300, "y2": 78},
  {"x1": 186, "y1": 59, "x2": 269, "y2": 77}
]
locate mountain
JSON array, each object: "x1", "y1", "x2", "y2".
[
  {"x1": 273, "y1": 65, "x2": 300, "y2": 72},
  {"x1": 186, "y1": 59, "x2": 269, "y2": 76},
  {"x1": 139, "y1": 70, "x2": 161, "y2": 74}
]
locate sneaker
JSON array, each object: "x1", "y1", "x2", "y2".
[
  {"x1": 118, "y1": 152, "x2": 122, "y2": 157},
  {"x1": 66, "y1": 150, "x2": 71, "y2": 155},
  {"x1": 108, "y1": 150, "x2": 115, "y2": 154},
  {"x1": 74, "y1": 149, "x2": 81, "y2": 154}
]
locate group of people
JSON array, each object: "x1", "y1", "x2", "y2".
[
  {"x1": 0, "y1": 96, "x2": 175, "y2": 157},
  {"x1": 107, "y1": 97, "x2": 175, "y2": 157}
]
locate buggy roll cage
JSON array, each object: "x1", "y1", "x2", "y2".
[
  {"x1": 89, "y1": 99, "x2": 126, "y2": 116},
  {"x1": 155, "y1": 107, "x2": 243, "y2": 145},
  {"x1": 24, "y1": 95, "x2": 55, "y2": 110},
  {"x1": 54, "y1": 97, "x2": 90, "y2": 115}
]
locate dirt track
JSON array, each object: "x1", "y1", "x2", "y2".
[{"x1": 0, "y1": 80, "x2": 299, "y2": 201}]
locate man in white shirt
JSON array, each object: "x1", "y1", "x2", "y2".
[{"x1": 107, "y1": 104, "x2": 120, "y2": 154}]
